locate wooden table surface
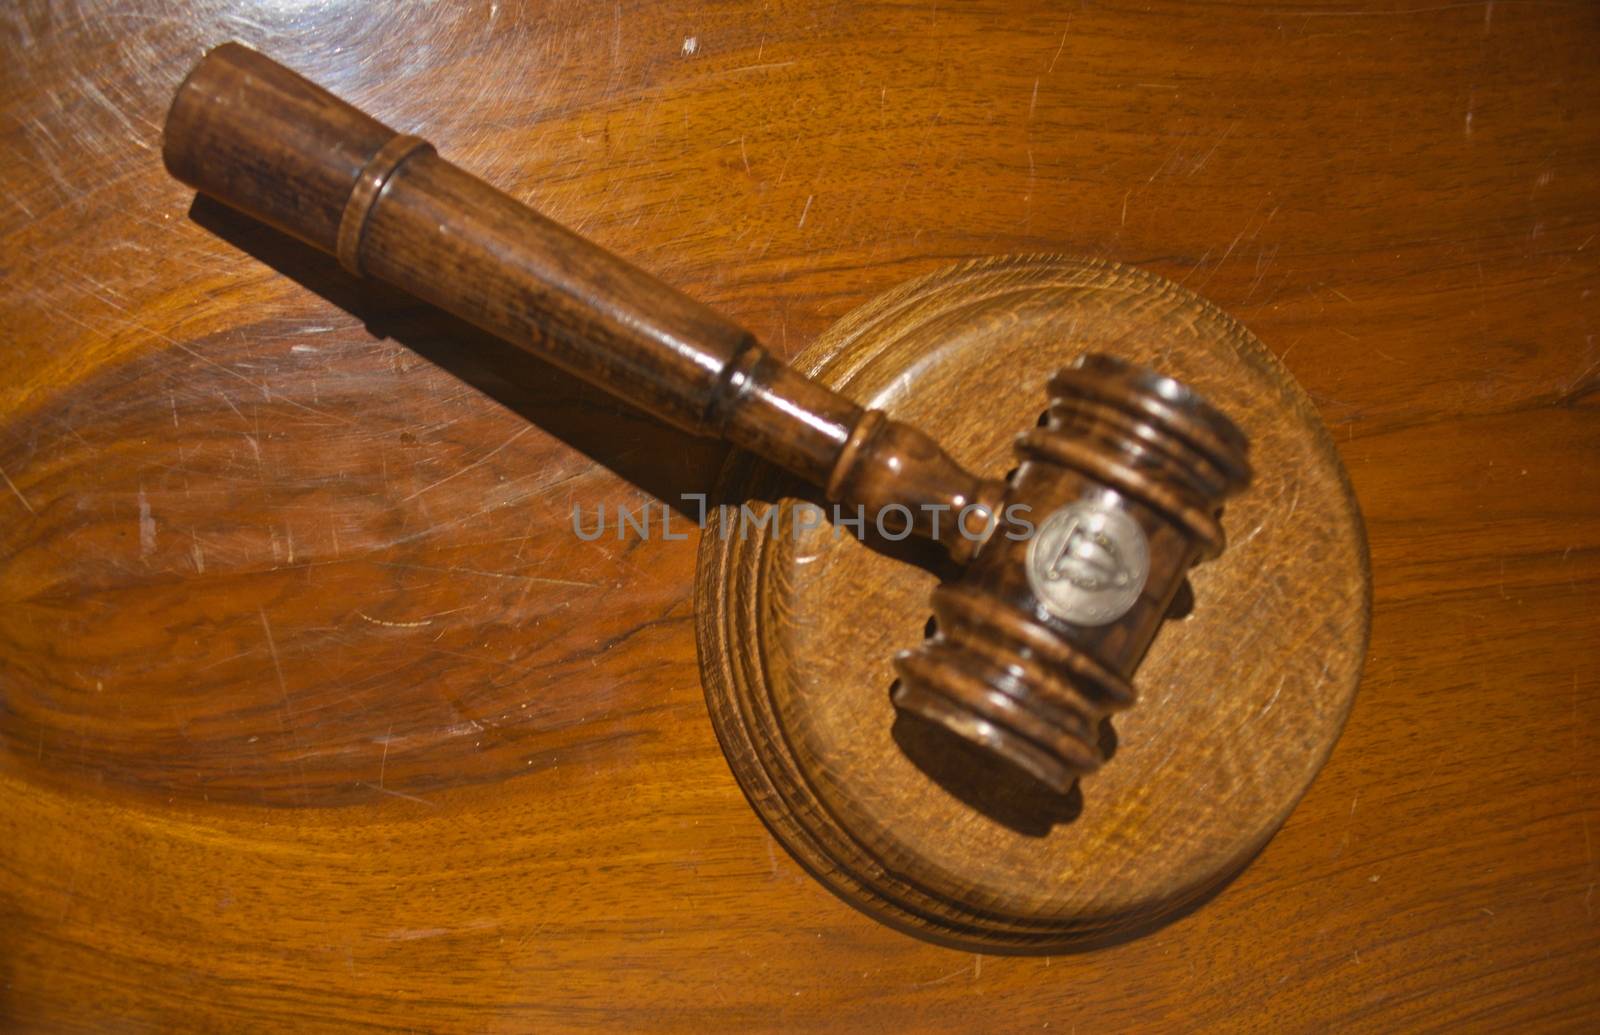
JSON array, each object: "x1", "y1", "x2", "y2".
[{"x1": 2, "y1": 1, "x2": 1596, "y2": 1030}]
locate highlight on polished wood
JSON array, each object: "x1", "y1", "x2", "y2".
[{"x1": 2, "y1": 0, "x2": 1597, "y2": 1029}]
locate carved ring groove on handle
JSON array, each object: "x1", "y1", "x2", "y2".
[{"x1": 336, "y1": 133, "x2": 434, "y2": 277}]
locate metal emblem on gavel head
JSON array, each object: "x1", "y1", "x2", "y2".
[
  {"x1": 163, "y1": 44, "x2": 1251, "y2": 798},
  {"x1": 893, "y1": 356, "x2": 1251, "y2": 792}
]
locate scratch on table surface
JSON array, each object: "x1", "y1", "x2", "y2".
[
  {"x1": 385, "y1": 927, "x2": 452, "y2": 941},
  {"x1": 358, "y1": 611, "x2": 435, "y2": 629},
  {"x1": 0, "y1": 462, "x2": 34, "y2": 514},
  {"x1": 1277, "y1": 2, "x2": 1519, "y2": 16},
  {"x1": 356, "y1": 782, "x2": 437, "y2": 807},
  {"x1": 1190, "y1": 122, "x2": 1236, "y2": 177},
  {"x1": 797, "y1": 193, "x2": 814, "y2": 228},
  {"x1": 912, "y1": 965, "x2": 967, "y2": 988},
  {"x1": 375, "y1": 560, "x2": 600, "y2": 588},
  {"x1": 1562, "y1": 350, "x2": 1600, "y2": 398},
  {"x1": 721, "y1": 60, "x2": 795, "y2": 76},
  {"x1": 258, "y1": 608, "x2": 290, "y2": 714},
  {"x1": 1233, "y1": 520, "x2": 1268, "y2": 551},
  {"x1": 1247, "y1": 672, "x2": 1286, "y2": 723},
  {"x1": 400, "y1": 425, "x2": 531, "y2": 502},
  {"x1": 1047, "y1": 23, "x2": 1070, "y2": 73},
  {"x1": 137, "y1": 486, "x2": 156, "y2": 558},
  {"x1": 1178, "y1": 248, "x2": 1212, "y2": 286}
]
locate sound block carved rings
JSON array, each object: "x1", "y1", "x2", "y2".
[{"x1": 694, "y1": 255, "x2": 1370, "y2": 951}]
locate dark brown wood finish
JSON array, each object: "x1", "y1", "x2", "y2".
[
  {"x1": 167, "y1": 43, "x2": 1008, "y2": 533},
  {"x1": 166, "y1": 44, "x2": 793, "y2": 450},
  {"x1": 3, "y1": 1, "x2": 1598, "y2": 1030},
  {"x1": 165, "y1": 42, "x2": 1251, "y2": 801},
  {"x1": 895, "y1": 353, "x2": 1254, "y2": 794}
]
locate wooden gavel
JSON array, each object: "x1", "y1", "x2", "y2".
[{"x1": 164, "y1": 43, "x2": 1251, "y2": 795}]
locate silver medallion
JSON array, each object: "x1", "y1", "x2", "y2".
[{"x1": 1025, "y1": 498, "x2": 1150, "y2": 626}]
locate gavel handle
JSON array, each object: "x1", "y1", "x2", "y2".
[{"x1": 164, "y1": 43, "x2": 998, "y2": 556}]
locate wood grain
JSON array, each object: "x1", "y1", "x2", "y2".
[{"x1": 1, "y1": 0, "x2": 1597, "y2": 1031}]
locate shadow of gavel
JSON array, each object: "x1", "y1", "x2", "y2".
[{"x1": 164, "y1": 43, "x2": 1250, "y2": 796}]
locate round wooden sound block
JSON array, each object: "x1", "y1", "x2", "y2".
[{"x1": 695, "y1": 255, "x2": 1370, "y2": 951}]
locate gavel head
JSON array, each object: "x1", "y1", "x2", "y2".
[{"x1": 891, "y1": 353, "x2": 1252, "y2": 795}]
